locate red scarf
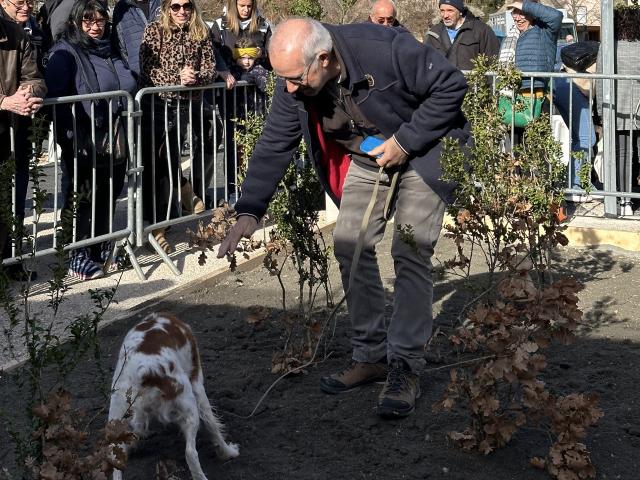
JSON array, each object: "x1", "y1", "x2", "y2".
[{"x1": 307, "y1": 106, "x2": 351, "y2": 201}]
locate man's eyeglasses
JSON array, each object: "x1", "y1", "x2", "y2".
[
  {"x1": 170, "y1": 2, "x2": 193, "y2": 12},
  {"x1": 279, "y1": 56, "x2": 317, "y2": 86},
  {"x1": 82, "y1": 15, "x2": 107, "y2": 27},
  {"x1": 5, "y1": 0, "x2": 34, "y2": 11},
  {"x1": 374, "y1": 16, "x2": 395, "y2": 25}
]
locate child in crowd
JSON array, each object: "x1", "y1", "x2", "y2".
[
  {"x1": 231, "y1": 37, "x2": 268, "y2": 101},
  {"x1": 224, "y1": 38, "x2": 269, "y2": 200}
]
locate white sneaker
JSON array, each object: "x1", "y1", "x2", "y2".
[
  {"x1": 619, "y1": 202, "x2": 634, "y2": 216},
  {"x1": 566, "y1": 193, "x2": 594, "y2": 203}
]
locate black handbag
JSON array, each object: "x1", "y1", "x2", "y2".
[
  {"x1": 560, "y1": 41, "x2": 600, "y2": 72},
  {"x1": 78, "y1": 114, "x2": 127, "y2": 162}
]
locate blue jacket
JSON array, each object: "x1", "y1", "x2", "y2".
[
  {"x1": 111, "y1": 0, "x2": 161, "y2": 77},
  {"x1": 45, "y1": 39, "x2": 136, "y2": 155},
  {"x1": 234, "y1": 23, "x2": 470, "y2": 219},
  {"x1": 515, "y1": 0, "x2": 562, "y2": 89}
]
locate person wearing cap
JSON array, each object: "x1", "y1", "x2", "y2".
[
  {"x1": 506, "y1": 0, "x2": 562, "y2": 88},
  {"x1": 366, "y1": 0, "x2": 401, "y2": 28},
  {"x1": 501, "y1": 1, "x2": 561, "y2": 146},
  {"x1": 425, "y1": 0, "x2": 499, "y2": 71}
]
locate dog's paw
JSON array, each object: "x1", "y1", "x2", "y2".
[{"x1": 217, "y1": 442, "x2": 240, "y2": 460}]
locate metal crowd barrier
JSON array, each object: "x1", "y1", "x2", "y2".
[
  {"x1": 489, "y1": 71, "x2": 640, "y2": 217},
  {"x1": 133, "y1": 81, "x2": 266, "y2": 277},
  {"x1": 2, "y1": 90, "x2": 144, "y2": 280},
  {"x1": 1, "y1": 81, "x2": 266, "y2": 280}
]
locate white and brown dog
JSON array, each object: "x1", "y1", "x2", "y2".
[{"x1": 108, "y1": 312, "x2": 239, "y2": 480}]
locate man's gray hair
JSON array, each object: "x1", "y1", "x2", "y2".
[
  {"x1": 269, "y1": 18, "x2": 333, "y2": 65},
  {"x1": 301, "y1": 19, "x2": 333, "y2": 64}
]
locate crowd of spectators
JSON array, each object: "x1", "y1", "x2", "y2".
[
  {"x1": 1, "y1": 0, "x2": 639, "y2": 283},
  {"x1": 0, "y1": 0, "x2": 272, "y2": 279}
]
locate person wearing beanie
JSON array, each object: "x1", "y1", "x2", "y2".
[{"x1": 424, "y1": 0, "x2": 499, "y2": 71}]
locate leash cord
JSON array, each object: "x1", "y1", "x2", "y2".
[{"x1": 228, "y1": 167, "x2": 386, "y2": 419}]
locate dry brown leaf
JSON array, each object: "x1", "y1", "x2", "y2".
[
  {"x1": 456, "y1": 209, "x2": 471, "y2": 224},
  {"x1": 530, "y1": 457, "x2": 546, "y2": 469},
  {"x1": 521, "y1": 341, "x2": 539, "y2": 353},
  {"x1": 39, "y1": 462, "x2": 58, "y2": 480},
  {"x1": 246, "y1": 305, "x2": 270, "y2": 325}
]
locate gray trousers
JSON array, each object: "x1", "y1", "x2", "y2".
[{"x1": 333, "y1": 162, "x2": 445, "y2": 374}]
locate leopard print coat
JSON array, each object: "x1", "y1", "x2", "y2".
[{"x1": 139, "y1": 21, "x2": 215, "y2": 99}]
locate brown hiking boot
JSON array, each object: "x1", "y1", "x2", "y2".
[
  {"x1": 181, "y1": 181, "x2": 205, "y2": 215},
  {"x1": 152, "y1": 228, "x2": 174, "y2": 254},
  {"x1": 320, "y1": 360, "x2": 387, "y2": 394},
  {"x1": 376, "y1": 359, "x2": 421, "y2": 418}
]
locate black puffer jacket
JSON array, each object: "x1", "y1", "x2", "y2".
[
  {"x1": 425, "y1": 12, "x2": 499, "y2": 71},
  {"x1": 211, "y1": 13, "x2": 271, "y2": 69}
]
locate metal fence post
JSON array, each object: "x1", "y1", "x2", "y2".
[
  {"x1": 125, "y1": 93, "x2": 146, "y2": 280},
  {"x1": 601, "y1": 0, "x2": 617, "y2": 216}
]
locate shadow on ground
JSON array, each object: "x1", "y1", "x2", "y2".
[{"x1": 1, "y1": 239, "x2": 638, "y2": 479}]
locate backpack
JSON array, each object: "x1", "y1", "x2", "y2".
[{"x1": 560, "y1": 41, "x2": 600, "y2": 72}]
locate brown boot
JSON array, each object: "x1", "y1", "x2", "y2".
[
  {"x1": 181, "y1": 181, "x2": 205, "y2": 214},
  {"x1": 192, "y1": 195, "x2": 205, "y2": 214},
  {"x1": 152, "y1": 228, "x2": 174, "y2": 254},
  {"x1": 320, "y1": 360, "x2": 387, "y2": 394},
  {"x1": 376, "y1": 359, "x2": 421, "y2": 418}
]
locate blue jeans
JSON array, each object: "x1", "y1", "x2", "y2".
[
  {"x1": 332, "y1": 162, "x2": 445, "y2": 374},
  {"x1": 553, "y1": 78, "x2": 596, "y2": 188}
]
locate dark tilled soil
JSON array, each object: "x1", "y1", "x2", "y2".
[{"x1": 1, "y1": 232, "x2": 639, "y2": 480}]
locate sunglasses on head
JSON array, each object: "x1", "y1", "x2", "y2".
[{"x1": 170, "y1": 2, "x2": 192, "y2": 12}]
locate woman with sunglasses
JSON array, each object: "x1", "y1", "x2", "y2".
[
  {"x1": 211, "y1": 0, "x2": 271, "y2": 70},
  {"x1": 46, "y1": 0, "x2": 137, "y2": 280},
  {"x1": 139, "y1": 0, "x2": 215, "y2": 254}
]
